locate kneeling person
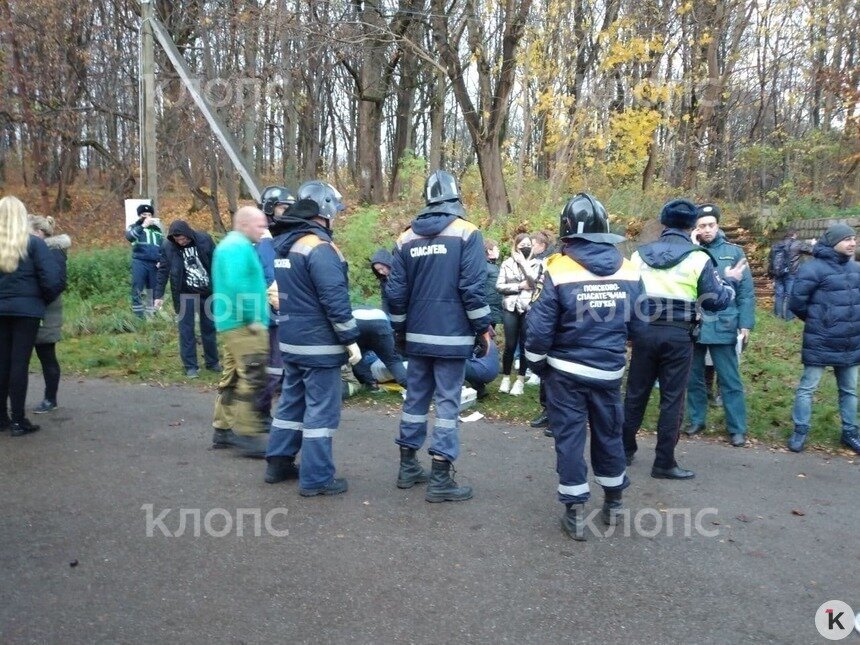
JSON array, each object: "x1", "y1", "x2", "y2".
[{"x1": 525, "y1": 193, "x2": 646, "y2": 541}]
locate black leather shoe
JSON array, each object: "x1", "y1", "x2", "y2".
[
  {"x1": 730, "y1": 433, "x2": 746, "y2": 447},
  {"x1": 543, "y1": 427, "x2": 553, "y2": 438},
  {"x1": 530, "y1": 410, "x2": 549, "y2": 428},
  {"x1": 625, "y1": 452, "x2": 635, "y2": 466},
  {"x1": 684, "y1": 423, "x2": 705, "y2": 436},
  {"x1": 651, "y1": 465, "x2": 695, "y2": 480},
  {"x1": 10, "y1": 419, "x2": 40, "y2": 437}
]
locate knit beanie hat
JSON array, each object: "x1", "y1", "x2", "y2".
[{"x1": 820, "y1": 223, "x2": 856, "y2": 247}]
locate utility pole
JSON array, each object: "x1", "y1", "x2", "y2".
[{"x1": 139, "y1": 0, "x2": 158, "y2": 208}]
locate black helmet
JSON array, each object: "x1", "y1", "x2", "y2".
[
  {"x1": 425, "y1": 170, "x2": 461, "y2": 206},
  {"x1": 259, "y1": 185, "x2": 294, "y2": 217},
  {"x1": 296, "y1": 180, "x2": 343, "y2": 220},
  {"x1": 559, "y1": 193, "x2": 624, "y2": 244}
]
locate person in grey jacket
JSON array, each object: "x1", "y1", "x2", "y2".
[{"x1": 29, "y1": 215, "x2": 70, "y2": 413}]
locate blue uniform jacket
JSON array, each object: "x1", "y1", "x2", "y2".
[
  {"x1": 697, "y1": 231, "x2": 756, "y2": 344},
  {"x1": 636, "y1": 229, "x2": 736, "y2": 322},
  {"x1": 385, "y1": 208, "x2": 490, "y2": 359},
  {"x1": 789, "y1": 244, "x2": 860, "y2": 367},
  {"x1": 525, "y1": 239, "x2": 646, "y2": 388},
  {"x1": 273, "y1": 218, "x2": 359, "y2": 367},
  {"x1": 256, "y1": 235, "x2": 278, "y2": 328}
]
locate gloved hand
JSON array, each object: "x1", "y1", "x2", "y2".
[
  {"x1": 345, "y1": 342, "x2": 362, "y2": 366},
  {"x1": 394, "y1": 331, "x2": 407, "y2": 355},
  {"x1": 473, "y1": 327, "x2": 492, "y2": 358}
]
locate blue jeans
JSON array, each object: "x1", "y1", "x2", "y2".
[
  {"x1": 773, "y1": 275, "x2": 795, "y2": 320},
  {"x1": 176, "y1": 293, "x2": 219, "y2": 371},
  {"x1": 792, "y1": 364, "x2": 858, "y2": 434},
  {"x1": 687, "y1": 343, "x2": 747, "y2": 435}
]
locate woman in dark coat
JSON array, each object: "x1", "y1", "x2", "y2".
[
  {"x1": 0, "y1": 197, "x2": 64, "y2": 435},
  {"x1": 30, "y1": 215, "x2": 70, "y2": 414}
]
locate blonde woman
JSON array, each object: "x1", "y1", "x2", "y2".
[
  {"x1": 30, "y1": 215, "x2": 71, "y2": 413},
  {"x1": 495, "y1": 233, "x2": 539, "y2": 395},
  {"x1": 0, "y1": 196, "x2": 64, "y2": 436}
]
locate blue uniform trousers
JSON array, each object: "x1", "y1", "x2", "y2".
[
  {"x1": 267, "y1": 363, "x2": 342, "y2": 489},
  {"x1": 687, "y1": 343, "x2": 747, "y2": 435},
  {"x1": 622, "y1": 324, "x2": 694, "y2": 469},
  {"x1": 545, "y1": 369, "x2": 629, "y2": 505},
  {"x1": 131, "y1": 259, "x2": 157, "y2": 317},
  {"x1": 258, "y1": 325, "x2": 284, "y2": 415},
  {"x1": 396, "y1": 356, "x2": 465, "y2": 461}
]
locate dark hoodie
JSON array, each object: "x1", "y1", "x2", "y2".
[
  {"x1": 525, "y1": 239, "x2": 646, "y2": 387},
  {"x1": 154, "y1": 220, "x2": 216, "y2": 310},
  {"x1": 271, "y1": 207, "x2": 358, "y2": 368},
  {"x1": 370, "y1": 247, "x2": 394, "y2": 313},
  {"x1": 385, "y1": 208, "x2": 489, "y2": 359},
  {"x1": 633, "y1": 228, "x2": 735, "y2": 323}
]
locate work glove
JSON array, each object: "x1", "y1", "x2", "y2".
[
  {"x1": 345, "y1": 343, "x2": 362, "y2": 366},
  {"x1": 473, "y1": 327, "x2": 492, "y2": 359}
]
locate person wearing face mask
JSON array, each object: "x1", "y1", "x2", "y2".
[
  {"x1": 496, "y1": 233, "x2": 539, "y2": 396},
  {"x1": 483, "y1": 239, "x2": 503, "y2": 329}
]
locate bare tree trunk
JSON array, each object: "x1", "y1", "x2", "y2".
[{"x1": 428, "y1": 66, "x2": 445, "y2": 172}]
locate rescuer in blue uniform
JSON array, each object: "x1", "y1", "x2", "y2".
[
  {"x1": 525, "y1": 193, "x2": 646, "y2": 540},
  {"x1": 264, "y1": 181, "x2": 361, "y2": 496},
  {"x1": 622, "y1": 199, "x2": 747, "y2": 480},
  {"x1": 386, "y1": 170, "x2": 491, "y2": 503}
]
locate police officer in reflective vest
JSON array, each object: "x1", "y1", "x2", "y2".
[
  {"x1": 264, "y1": 181, "x2": 362, "y2": 496},
  {"x1": 526, "y1": 193, "x2": 646, "y2": 540},
  {"x1": 622, "y1": 199, "x2": 747, "y2": 480},
  {"x1": 386, "y1": 170, "x2": 491, "y2": 503}
]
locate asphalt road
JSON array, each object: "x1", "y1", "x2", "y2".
[{"x1": 1, "y1": 378, "x2": 858, "y2": 644}]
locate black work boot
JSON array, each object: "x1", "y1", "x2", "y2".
[
  {"x1": 561, "y1": 504, "x2": 587, "y2": 541},
  {"x1": 265, "y1": 456, "x2": 299, "y2": 483},
  {"x1": 602, "y1": 490, "x2": 624, "y2": 526},
  {"x1": 211, "y1": 428, "x2": 236, "y2": 449},
  {"x1": 397, "y1": 447, "x2": 429, "y2": 489},
  {"x1": 425, "y1": 459, "x2": 473, "y2": 503}
]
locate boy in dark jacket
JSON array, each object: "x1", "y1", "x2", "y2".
[
  {"x1": 787, "y1": 223, "x2": 860, "y2": 454},
  {"x1": 125, "y1": 204, "x2": 163, "y2": 318},
  {"x1": 153, "y1": 220, "x2": 219, "y2": 377}
]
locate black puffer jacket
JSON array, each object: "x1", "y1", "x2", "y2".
[
  {"x1": 0, "y1": 235, "x2": 64, "y2": 318},
  {"x1": 789, "y1": 244, "x2": 860, "y2": 366}
]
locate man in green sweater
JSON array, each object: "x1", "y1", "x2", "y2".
[{"x1": 211, "y1": 206, "x2": 270, "y2": 457}]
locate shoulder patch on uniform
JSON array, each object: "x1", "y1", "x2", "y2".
[{"x1": 291, "y1": 234, "x2": 324, "y2": 256}]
